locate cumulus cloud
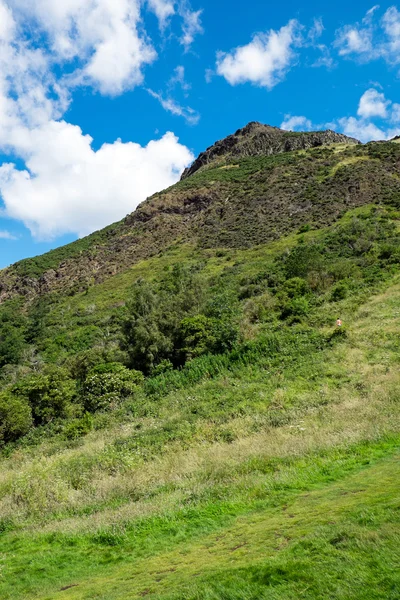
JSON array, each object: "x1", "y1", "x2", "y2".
[
  {"x1": 337, "y1": 117, "x2": 388, "y2": 143},
  {"x1": 279, "y1": 89, "x2": 400, "y2": 143},
  {"x1": 358, "y1": 88, "x2": 390, "y2": 119},
  {"x1": 9, "y1": 0, "x2": 157, "y2": 96},
  {"x1": 391, "y1": 103, "x2": 400, "y2": 122},
  {"x1": 0, "y1": 0, "x2": 196, "y2": 240},
  {"x1": 335, "y1": 26, "x2": 373, "y2": 56},
  {"x1": 280, "y1": 115, "x2": 313, "y2": 131},
  {"x1": 216, "y1": 19, "x2": 302, "y2": 88},
  {"x1": 0, "y1": 125, "x2": 193, "y2": 239},
  {"x1": 335, "y1": 6, "x2": 400, "y2": 65}
]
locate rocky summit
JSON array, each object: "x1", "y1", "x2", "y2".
[{"x1": 180, "y1": 122, "x2": 360, "y2": 179}]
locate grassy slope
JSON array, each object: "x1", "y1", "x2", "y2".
[{"x1": 1, "y1": 277, "x2": 399, "y2": 599}]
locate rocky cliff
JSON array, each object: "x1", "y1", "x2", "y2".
[{"x1": 180, "y1": 122, "x2": 360, "y2": 179}]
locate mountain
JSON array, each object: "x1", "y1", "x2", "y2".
[
  {"x1": 0, "y1": 123, "x2": 397, "y2": 303},
  {"x1": 1, "y1": 123, "x2": 400, "y2": 600}
]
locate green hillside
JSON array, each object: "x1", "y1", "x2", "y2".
[{"x1": 0, "y1": 124, "x2": 400, "y2": 599}]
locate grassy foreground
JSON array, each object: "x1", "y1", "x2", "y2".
[{"x1": 0, "y1": 278, "x2": 400, "y2": 598}]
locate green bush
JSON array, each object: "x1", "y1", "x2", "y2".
[
  {"x1": 283, "y1": 277, "x2": 310, "y2": 299},
  {"x1": 280, "y1": 297, "x2": 310, "y2": 321},
  {"x1": 82, "y1": 364, "x2": 143, "y2": 413},
  {"x1": 12, "y1": 366, "x2": 78, "y2": 425},
  {"x1": 62, "y1": 413, "x2": 94, "y2": 440},
  {"x1": 331, "y1": 282, "x2": 348, "y2": 302},
  {"x1": 179, "y1": 315, "x2": 218, "y2": 360},
  {"x1": 0, "y1": 392, "x2": 32, "y2": 444}
]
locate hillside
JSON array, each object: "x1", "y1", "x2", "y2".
[
  {"x1": 1, "y1": 122, "x2": 393, "y2": 301},
  {"x1": 0, "y1": 123, "x2": 400, "y2": 600}
]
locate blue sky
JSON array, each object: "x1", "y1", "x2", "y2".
[{"x1": 0, "y1": 0, "x2": 400, "y2": 268}]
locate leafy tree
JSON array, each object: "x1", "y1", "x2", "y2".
[
  {"x1": 0, "y1": 308, "x2": 27, "y2": 367},
  {"x1": 0, "y1": 392, "x2": 32, "y2": 444},
  {"x1": 12, "y1": 366, "x2": 78, "y2": 425},
  {"x1": 82, "y1": 363, "x2": 143, "y2": 412},
  {"x1": 284, "y1": 244, "x2": 323, "y2": 279},
  {"x1": 179, "y1": 315, "x2": 217, "y2": 360},
  {"x1": 25, "y1": 298, "x2": 51, "y2": 345},
  {"x1": 283, "y1": 277, "x2": 310, "y2": 299}
]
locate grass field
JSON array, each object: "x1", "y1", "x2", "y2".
[{"x1": 0, "y1": 277, "x2": 399, "y2": 599}]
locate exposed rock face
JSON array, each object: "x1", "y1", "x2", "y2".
[{"x1": 181, "y1": 122, "x2": 360, "y2": 180}]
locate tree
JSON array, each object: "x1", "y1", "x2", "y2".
[
  {"x1": 0, "y1": 307, "x2": 27, "y2": 367},
  {"x1": 12, "y1": 366, "x2": 78, "y2": 425},
  {"x1": 82, "y1": 363, "x2": 143, "y2": 412},
  {"x1": 0, "y1": 392, "x2": 32, "y2": 444}
]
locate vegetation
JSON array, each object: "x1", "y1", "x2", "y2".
[{"x1": 0, "y1": 136, "x2": 399, "y2": 598}]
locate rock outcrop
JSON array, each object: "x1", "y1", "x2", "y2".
[{"x1": 181, "y1": 122, "x2": 360, "y2": 180}]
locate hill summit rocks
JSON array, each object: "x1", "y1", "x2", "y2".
[{"x1": 181, "y1": 122, "x2": 360, "y2": 180}]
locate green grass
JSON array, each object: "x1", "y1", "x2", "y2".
[
  {"x1": 0, "y1": 279, "x2": 399, "y2": 599},
  {"x1": 1, "y1": 439, "x2": 398, "y2": 599}
]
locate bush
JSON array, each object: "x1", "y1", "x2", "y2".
[
  {"x1": 280, "y1": 297, "x2": 310, "y2": 321},
  {"x1": 179, "y1": 315, "x2": 218, "y2": 360},
  {"x1": 12, "y1": 366, "x2": 78, "y2": 425},
  {"x1": 82, "y1": 364, "x2": 143, "y2": 413},
  {"x1": 0, "y1": 392, "x2": 32, "y2": 444},
  {"x1": 62, "y1": 413, "x2": 93, "y2": 440},
  {"x1": 331, "y1": 282, "x2": 348, "y2": 302},
  {"x1": 283, "y1": 277, "x2": 310, "y2": 299}
]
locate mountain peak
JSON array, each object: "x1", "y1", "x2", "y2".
[{"x1": 181, "y1": 122, "x2": 360, "y2": 180}]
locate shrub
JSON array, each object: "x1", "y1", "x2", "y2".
[
  {"x1": 62, "y1": 413, "x2": 93, "y2": 440},
  {"x1": 283, "y1": 277, "x2": 310, "y2": 299},
  {"x1": 179, "y1": 315, "x2": 218, "y2": 360},
  {"x1": 284, "y1": 244, "x2": 323, "y2": 279},
  {"x1": 331, "y1": 282, "x2": 348, "y2": 302},
  {"x1": 0, "y1": 392, "x2": 32, "y2": 444},
  {"x1": 82, "y1": 364, "x2": 143, "y2": 413},
  {"x1": 12, "y1": 366, "x2": 78, "y2": 425},
  {"x1": 280, "y1": 297, "x2": 310, "y2": 321}
]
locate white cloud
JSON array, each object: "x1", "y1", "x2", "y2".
[
  {"x1": 168, "y1": 65, "x2": 191, "y2": 92},
  {"x1": 358, "y1": 88, "x2": 390, "y2": 119},
  {"x1": 335, "y1": 6, "x2": 400, "y2": 65},
  {"x1": 0, "y1": 2, "x2": 15, "y2": 41},
  {"x1": 0, "y1": 0, "x2": 195, "y2": 241},
  {"x1": 147, "y1": 89, "x2": 200, "y2": 124},
  {"x1": 9, "y1": 0, "x2": 157, "y2": 96},
  {"x1": 308, "y1": 17, "x2": 324, "y2": 42},
  {"x1": 391, "y1": 103, "x2": 400, "y2": 122},
  {"x1": 0, "y1": 230, "x2": 17, "y2": 240},
  {"x1": 216, "y1": 19, "x2": 302, "y2": 88},
  {"x1": 280, "y1": 89, "x2": 400, "y2": 143},
  {"x1": 147, "y1": 0, "x2": 175, "y2": 27},
  {"x1": 179, "y1": 1, "x2": 203, "y2": 50},
  {"x1": 0, "y1": 124, "x2": 194, "y2": 240},
  {"x1": 281, "y1": 115, "x2": 313, "y2": 131},
  {"x1": 382, "y1": 6, "x2": 400, "y2": 55},
  {"x1": 335, "y1": 26, "x2": 373, "y2": 56},
  {"x1": 312, "y1": 44, "x2": 334, "y2": 68},
  {"x1": 337, "y1": 116, "x2": 388, "y2": 143}
]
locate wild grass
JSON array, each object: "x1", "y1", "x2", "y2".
[{"x1": 0, "y1": 280, "x2": 399, "y2": 599}]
